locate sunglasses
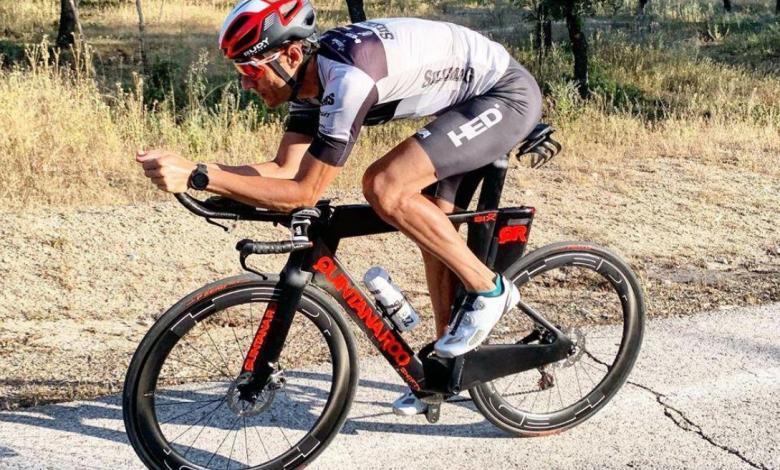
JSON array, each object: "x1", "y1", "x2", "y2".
[{"x1": 233, "y1": 50, "x2": 282, "y2": 81}]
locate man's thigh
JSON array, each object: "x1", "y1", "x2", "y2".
[{"x1": 365, "y1": 137, "x2": 440, "y2": 195}]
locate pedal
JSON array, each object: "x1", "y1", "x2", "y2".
[{"x1": 425, "y1": 403, "x2": 441, "y2": 424}]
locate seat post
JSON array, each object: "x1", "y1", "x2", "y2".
[
  {"x1": 476, "y1": 154, "x2": 509, "y2": 211},
  {"x1": 464, "y1": 154, "x2": 510, "y2": 269}
]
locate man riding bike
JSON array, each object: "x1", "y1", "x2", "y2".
[{"x1": 136, "y1": 0, "x2": 542, "y2": 416}]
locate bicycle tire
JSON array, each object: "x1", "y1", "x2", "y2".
[
  {"x1": 123, "y1": 274, "x2": 359, "y2": 469},
  {"x1": 471, "y1": 241, "x2": 645, "y2": 436}
]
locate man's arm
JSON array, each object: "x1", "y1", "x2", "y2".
[
  {"x1": 205, "y1": 152, "x2": 340, "y2": 212},
  {"x1": 212, "y1": 131, "x2": 313, "y2": 180}
]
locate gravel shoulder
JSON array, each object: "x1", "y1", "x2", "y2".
[{"x1": 0, "y1": 154, "x2": 778, "y2": 409}]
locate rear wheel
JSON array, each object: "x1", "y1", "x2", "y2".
[
  {"x1": 123, "y1": 274, "x2": 358, "y2": 469},
  {"x1": 471, "y1": 242, "x2": 645, "y2": 436}
]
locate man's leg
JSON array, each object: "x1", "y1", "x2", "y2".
[
  {"x1": 420, "y1": 196, "x2": 459, "y2": 339},
  {"x1": 362, "y1": 138, "x2": 496, "y2": 295}
]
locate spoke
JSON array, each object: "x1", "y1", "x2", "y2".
[
  {"x1": 205, "y1": 415, "x2": 242, "y2": 469},
  {"x1": 180, "y1": 338, "x2": 234, "y2": 379},
  {"x1": 224, "y1": 307, "x2": 249, "y2": 367},
  {"x1": 253, "y1": 422, "x2": 272, "y2": 461},
  {"x1": 228, "y1": 422, "x2": 239, "y2": 470},
  {"x1": 578, "y1": 362, "x2": 598, "y2": 388},
  {"x1": 160, "y1": 395, "x2": 226, "y2": 426},
  {"x1": 178, "y1": 399, "x2": 228, "y2": 454},
  {"x1": 546, "y1": 385, "x2": 552, "y2": 413},
  {"x1": 502, "y1": 371, "x2": 523, "y2": 395},
  {"x1": 554, "y1": 369, "x2": 565, "y2": 410},
  {"x1": 243, "y1": 417, "x2": 250, "y2": 468},
  {"x1": 581, "y1": 358, "x2": 608, "y2": 374},
  {"x1": 165, "y1": 354, "x2": 229, "y2": 379},
  {"x1": 203, "y1": 323, "x2": 236, "y2": 378},
  {"x1": 155, "y1": 397, "x2": 224, "y2": 407},
  {"x1": 573, "y1": 361, "x2": 584, "y2": 398},
  {"x1": 529, "y1": 386, "x2": 540, "y2": 412}
]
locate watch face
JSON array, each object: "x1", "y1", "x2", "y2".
[{"x1": 191, "y1": 172, "x2": 209, "y2": 190}]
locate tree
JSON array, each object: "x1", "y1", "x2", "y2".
[
  {"x1": 723, "y1": 0, "x2": 732, "y2": 12},
  {"x1": 775, "y1": 0, "x2": 778, "y2": 14},
  {"x1": 57, "y1": 0, "x2": 83, "y2": 47},
  {"x1": 521, "y1": 0, "x2": 591, "y2": 98},
  {"x1": 533, "y1": 3, "x2": 553, "y2": 54},
  {"x1": 346, "y1": 0, "x2": 366, "y2": 23},
  {"x1": 637, "y1": 0, "x2": 649, "y2": 15},
  {"x1": 562, "y1": 0, "x2": 589, "y2": 98}
]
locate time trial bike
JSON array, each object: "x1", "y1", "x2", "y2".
[{"x1": 123, "y1": 124, "x2": 645, "y2": 469}]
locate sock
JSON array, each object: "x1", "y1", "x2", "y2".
[{"x1": 471, "y1": 274, "x2": 504, "y2": 298}]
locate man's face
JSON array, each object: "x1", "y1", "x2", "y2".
[{"x1": 237, "y1": 48, "x2": 296, "y2": 108}]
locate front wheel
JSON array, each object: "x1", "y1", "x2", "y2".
[
  {"x1": 123, "y1": 274, "x2": 358, "y2": 469},
  {"x1": 471, "y1": 242, "x2": 645, "y2": 436}
]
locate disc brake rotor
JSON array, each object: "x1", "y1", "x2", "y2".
[{"x1": 226, "y1": 370, "x2": 285, "y2": 417}]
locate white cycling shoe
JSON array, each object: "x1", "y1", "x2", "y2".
[
  {"x1": 434, "y1": 274, "x2": 520, "y2": 358},
  {"x1": 392, "y1": 390, "x2": 428, "y2": 416}
]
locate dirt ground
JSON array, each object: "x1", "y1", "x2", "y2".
[{"x1": 0, "y1": 154, "x2": 778, "y2": 410}]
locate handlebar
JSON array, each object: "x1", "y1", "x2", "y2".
[
  {"x1": 174, "y1": 193, "x2": 292, "y2": 224},
  {"x1": 236, "y1": 239, "x2": 312, "y2": 255}
]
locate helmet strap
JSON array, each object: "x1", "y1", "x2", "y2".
[{"x1": 267, "y1": 53, "x2": 313, "y2": 102}]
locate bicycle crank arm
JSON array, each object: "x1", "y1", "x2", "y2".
[{"x1": 454, "y1": 339, "x2": 573, "y2": 392}]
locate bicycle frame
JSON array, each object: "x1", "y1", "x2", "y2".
[{"x1": 235, "y1": 167, "x2": 572, "y2": 398}]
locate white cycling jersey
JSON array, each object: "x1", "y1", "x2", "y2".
[{"x1": 286, "y1": 18, "x2": 512, "y2": 166}]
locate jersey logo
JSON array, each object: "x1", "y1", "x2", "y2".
[
  {"x1": 416, "y1": 128, "x2": 431, "y2": 139},
  {"x1": 447, "y1": 105, "x2": 503, "y2": 148},
  {"x1": 422, "y1": 66, "x2": 474, "y2": 88},
  {"x1": 362, "y1": 21, "x2": 395, "y2": 40},
  {"x1": 322, "y1": 93, "x2": 335, "y2": 106}
]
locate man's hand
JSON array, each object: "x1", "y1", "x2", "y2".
[{"x1": 136, "y1": 150, "x2": 197, "y2": 193}]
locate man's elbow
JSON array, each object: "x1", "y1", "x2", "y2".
[{"x1": 278, "y1": 187, "x2": 320, "y2": 212}]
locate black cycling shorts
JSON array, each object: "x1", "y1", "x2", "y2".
[{"x1": 418, "y1": 59, "x2": 542, "y2": 208}]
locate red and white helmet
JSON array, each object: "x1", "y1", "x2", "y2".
[{"x1": 219, "y1": 0, "x2": 317, "y2": 61}]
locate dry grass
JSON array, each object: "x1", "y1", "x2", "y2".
[{"x1": 0, "y1": 0, "x2": 778, "y2": 210}]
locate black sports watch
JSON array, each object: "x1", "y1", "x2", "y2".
[{"x1": 188, "y1": 163, "x2": 209, "y2": 190}]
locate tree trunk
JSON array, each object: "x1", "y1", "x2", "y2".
[
  {"x1": 533, "y1": 5, "x2": 553, "y2": 57},
  {"x1": 775, "y1": 0, "x2": 778, "y2": 14},
  {"x1": 723, "y1": 0, "x2": 732, "y2": 12},
  {"x1": 637, "y1": 0, "x2": 649, "y2": 15},
  {"x1": 564, "y1": 0, "x2": 589, "y2": 99},
  {"x1": 135, "y1": 0, "x2": 149, "y2": 74},
  {"x1": 57, "y1": 0, "x2": 83, "y2": 47},
  {"x1": 346, "y1": 0, "x2": 366, "y2": 23},
  {"x1": 544, "y1": 20, "x2": 552, "y2": 49}
]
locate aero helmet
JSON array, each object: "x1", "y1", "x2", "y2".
[{"x1": 219, "y1": 0, "x2": 317, "y2": 61}]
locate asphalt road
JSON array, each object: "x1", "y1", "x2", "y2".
[{"x1": 0, "y1": 304, "x2": 777, "y2": 469}]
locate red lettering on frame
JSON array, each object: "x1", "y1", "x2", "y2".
[{"x1": 498, "y1": 225, "x2": 528, "y2": 245}]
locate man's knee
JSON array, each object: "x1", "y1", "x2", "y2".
[{"x1": 362, "y1": 167, "x2": 407, "y2": 217}]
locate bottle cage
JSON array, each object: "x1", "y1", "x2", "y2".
[{"x1": 515, "y1": 123, "x2": 562, "y2": 169}]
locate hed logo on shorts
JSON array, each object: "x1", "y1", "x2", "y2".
[{"x1": 447, "y1": 105, "x2": 503, "y2": 147}]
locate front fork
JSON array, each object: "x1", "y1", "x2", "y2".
[
  {"x1": 234, "y1": 210, "x2": 318, "y2": 400},
  {"x1": 235, "y1": 250, "x2": 311, "y2": 400}
]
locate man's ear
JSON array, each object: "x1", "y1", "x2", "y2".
[{"x1": 286, "y1": 43, "x2": 304, "y2": 68}]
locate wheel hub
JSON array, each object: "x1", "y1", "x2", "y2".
[
  {"x1": 226, "y1": 370, "x2": 285, "y2": 417},
  {"x1": 558, "y1": 326, "x2": 585, "y2": 368}
]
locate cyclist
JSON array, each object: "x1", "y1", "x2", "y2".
[{"x1": 136, "y1": 0, "x2": 542, "y2": 416}]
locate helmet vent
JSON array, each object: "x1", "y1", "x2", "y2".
[
  {"x1": 263, "y1": 11, "x2": 279, "y2": 31},
  {"x1": 224, "y1": 14, "x2": 250, "y2": 41},
  {"x1": 279, "y1": 0, "x2": 299, "y2": 19},
  {"x1": 234, "y1": 29, "x2": 260, "y2": 53}
]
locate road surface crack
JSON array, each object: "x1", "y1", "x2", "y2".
[{"x1": 626, "y1": 380, "x2": 768, "y2": 470}]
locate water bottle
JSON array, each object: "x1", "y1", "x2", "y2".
[{"x1": 363, "y1": 267, "x2": 421, "y2": 332}]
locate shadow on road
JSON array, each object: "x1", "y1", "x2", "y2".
[{"x1": 0, "y1": 370, "x2": 508, "y2": 465}]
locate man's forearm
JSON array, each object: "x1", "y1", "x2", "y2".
[
  {"x1": 205, "y1": 166, "x2": 314, "y2": 212},
  {"x1": 213, "y1": 162, "x2": 295, "y2": 180}
]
